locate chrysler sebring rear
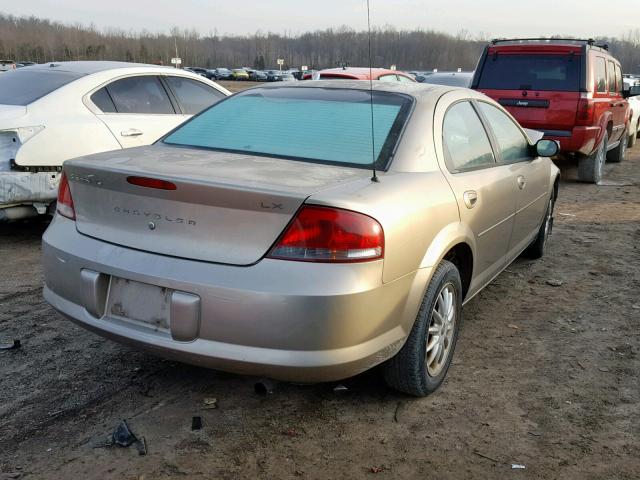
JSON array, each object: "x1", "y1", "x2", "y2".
[{"x1": 43, "y1": 82, "x2": 560, "y2": 396}]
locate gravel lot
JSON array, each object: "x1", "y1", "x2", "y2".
[{"x1": 1, "y1": 141, "x2": 638, "y2": 479}]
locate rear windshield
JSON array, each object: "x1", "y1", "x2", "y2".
[
  {"x1": 0, "y1": 69, "x2": 84, "y2": 105},
  {"x1": 163, "y1": 87, "x2": 413, "y2": 169},
  {"x1": 478, "y1": 53, "x2": 580, "y2": 91}
]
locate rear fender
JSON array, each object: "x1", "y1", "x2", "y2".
[{"x1": 419, "y1": 222, "x2": 476, "y2": 271}]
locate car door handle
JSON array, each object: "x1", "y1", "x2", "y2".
[
  {"x1": 517, "y1": 175, "x2": 526, "y2": 190},
  {"x1": 463, "y1": 190, "x2": 478, "y2": 209},
  {"x1": 121, "y1": 128, "x2": 143, "y2": 137}
]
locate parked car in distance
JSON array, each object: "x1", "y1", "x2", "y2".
[
  {"x1": 281, "y1": 72, "x2": 297, "y2": 82},
  {"x1": 0, "y1": 59, "x2": 16, "y2": 72},
  {"x1": 43, "y1": 81, "x2": 560, "y2": 396},
  {"x1": 251, "y1": 70, "x2": 268, "y2": 81},
  {"x1": 266, "y1": 70, "x2": 283, "y2": 82},
  {"x1": 230, "y1": 68, "x2": 250, "y2": 81},
  {"x1": 418, "y1": 71, "x2": 474, "y2": 87},
  {"x1": 212, "y1": 68, "x2": 233, "y2": 80},
  {"x1": 317, "y1": 67, "x2": 416, "y2": 82},
  {"x1": 623, "y1": 78, "x2": 640, "y2": 147},
  {"x1": 472, "y1": 38, "x2": 631, "y2": 183},
  {"x1": 184, "y1": 67, "x2": 215, "y2": 80},
  {"x1": 16, "y1": 61, "x2": 37, "y2": 68},
  {"x1": 0, "y1": 61, "x2": 230, "y2": 222}
]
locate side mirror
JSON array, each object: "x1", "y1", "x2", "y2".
[{"x1": 535, "y1": 139, "x2": 559, "y2": 157}]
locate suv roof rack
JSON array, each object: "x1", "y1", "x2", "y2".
[{"x1": 490, "y1": 38, "x2": 609, "y2": 50}]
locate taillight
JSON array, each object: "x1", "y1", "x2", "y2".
[
  {"x1": 268, "y1": 205, "x2": 384, "y2": 263},
  {"x1": 127, "y1": 176, "x2": 177, "y2": 190},
  {"x1": 576, "y1": 93, "x2": 595, "y2": 126},
  {"x1": 56, "y1": 172, "x2": 76, "y2": 220}
]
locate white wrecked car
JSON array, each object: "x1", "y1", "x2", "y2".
[{"x1": 0, "y1": 61, "x2": 229, "y2": 221}]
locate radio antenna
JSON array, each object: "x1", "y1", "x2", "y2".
[{"x1": 366, "y1": 0, "x2": 379, "y2": 183}]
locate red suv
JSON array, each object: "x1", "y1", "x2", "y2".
[{"x1": 471, "y1": 38, "x2": 631, "y2": 183}]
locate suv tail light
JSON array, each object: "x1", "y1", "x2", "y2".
[
  {"x1": 268, "y1": 205, "x2": 384, "y2": 262},
  {"x1": 576, "y1": 93, "x2": 596, "y2": 126},
  {"x1": 56, "y1": 172, "x2": 76, "y2": 220}
]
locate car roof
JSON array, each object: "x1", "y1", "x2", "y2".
[{"x1": 23, "y1": 61, "x2": 177, "y2": 75}]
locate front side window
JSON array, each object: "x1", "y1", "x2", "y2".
[
  {"x1": 165, "y1": 76, "x2": 225, "y2": 115},
  {"x1": 478, "y1": 102, "x2": 531, "y2": 163},
  {"x1": 607, "y1": 61, "x2": 616, "y2": 93},
  {"x1": 379, "y1": 74, "x2": 399, "y2": 82},
  {"x1": 164, "y1": 87, "x2": 413, "y2": 169},
  {"x1": 106, "y1": 76, "x2": 174, "y2": 114},
  {"x1": 614, "y1": 64, "x2": 623, "y2": 94},
  {"x1": 443, "y1": 101, "x2": 496, "y2": 171},
  {"x1": 595, "y1": 57, "x2": 607, "y2": 93}
]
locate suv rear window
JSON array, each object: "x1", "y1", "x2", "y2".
[
  {"x1": 0, "y1": 69, "x2": 83, "y2": 105},
  {"x1": 478, "y1": 53, "x2": 580, "y2": 91},
  {"x1": 164, "y1": 87, "x2": 413, "y2": 169}
]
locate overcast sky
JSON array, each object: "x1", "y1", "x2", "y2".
[{"x1": 0, "y1": 0, "x2": 636, "y2": 38}]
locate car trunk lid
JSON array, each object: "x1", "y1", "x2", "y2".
[{"x1": 66, "y1": 145, "x2": 369, "y2": 265}]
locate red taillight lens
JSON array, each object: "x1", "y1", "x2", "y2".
[
  {"x1": 127, "y1": 176, "x2": 177, "y2": 190},
  {"x1": 56, "y1": 172, "x2": 75, "y2": 220},
  {"x1": 268, "y1": 206, "x2": 384, "y2": 262},
  {"x1": 576, "y1": 94, "x2": 595, "y2": 126}
]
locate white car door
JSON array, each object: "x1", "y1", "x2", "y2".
[{"x1": 91, "y1": 75, "x2": 183, "y2": 148}]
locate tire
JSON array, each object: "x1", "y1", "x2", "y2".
[
  {"x1": 523, "y1": 194, "x2": 555, "y2": 259},
  {"x1": 607, "y1": 128, "x2": 627, "y2": 163},
  {"x1": 578, "y1": 131, "x2": 607, "y2": 183},
  {"x1": 383, "y1": 260, "x2": 462, "y2": 397}
]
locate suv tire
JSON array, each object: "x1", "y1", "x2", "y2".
[
  {"x1": 523, "y1": 194, "x2": 555, "y2": 259},
  {"x1": 578, "y1": 132, "x2": 607, "y2": 183},
  {"x1": 607, "y1": 128, "x2": 627, "y2": 163},
  {"x1": 383, "y1": 260, "x2": 462, "y2": 397}
]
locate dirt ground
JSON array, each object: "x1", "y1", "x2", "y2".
[{"x1": 1, "y1": 142, "x2": 639, "y2": 479}]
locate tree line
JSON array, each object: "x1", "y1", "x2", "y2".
[{"x1": 1, "y1": 13, "x2": 639, "y2": 72}]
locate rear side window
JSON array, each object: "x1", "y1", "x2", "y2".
[
  {"x1": 106, "y1": 76, "x2": 174, "y2": 114},
  {"x1": 478, "y1": 102, "x2": 531, "y2": 163},
  {"x1": 443, "y1": 101, "x2": 496, "y2": 171},
  {"x1": 595, "y1": 57, "x2": 607, "y2": 93},
  {"x1": 164, "y1": 87, "x2": 413, "y2": 169},
  {"x1": 0, "y1": 69, "x2": 83, "y2": 105},
  {"x1": 478, "y1": 53, "x2": 580, "y2": 91},
  {"x1": 379, "y1": 74, "x2": 399, "y2": 82},
  {"x1": 607, "y1": 61, "x2": 616, "y2": 93},
  {"x1": 90, "y1": 87, "x2": 116, "y2": 113},
  {"x1": 165, "y1": 76, "x2": 225, "y2": 115}
]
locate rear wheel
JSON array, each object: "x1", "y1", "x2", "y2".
[
  {"x1": 523, "y1": 194, "x2": 554, "y2": 259},
  {"x1": 578, "y1": 132, "x2": 607, "y2": 183},
  {"x1": 607, "y1": 128, "x2": 627, "y2": 163},
  {"x1": 383, "y1": 260, "x2": 462, "y2": 397}
]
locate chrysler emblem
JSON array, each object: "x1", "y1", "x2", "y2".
[{"x1": 148, "y1": 222, "x2": 156, "y2": 230}]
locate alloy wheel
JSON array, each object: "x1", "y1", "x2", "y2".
[{"x1": 426, "y1": 283, "x2": 457, "y2": 376}]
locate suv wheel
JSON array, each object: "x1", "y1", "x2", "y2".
[
  {"x1": 523, "y1": 194, "x2": 555, "y2": 259},
  {"x1": 383, "y1": 260, "x2": 462, "y2": 396},
  {"x1": 578, "y1": 132, "x2": 607, "y2": 183},
  {"x1": 607, "y1": 128, "x2": 627, "y2": 163}
]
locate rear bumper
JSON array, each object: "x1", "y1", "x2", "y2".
[
  {"x1": 0, "y1": 171, "x2": 60, "y2": 209},
  {"x1": 542, "y1": 126, "x2": 601, "y2": 156},
  {"x1": 42, "y1": 216, "x2": 429, "y2": 382}
]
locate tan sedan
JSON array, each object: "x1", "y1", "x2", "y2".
[{"x1": 42, "y1": 81, "x2": 560, "y2": 396}]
